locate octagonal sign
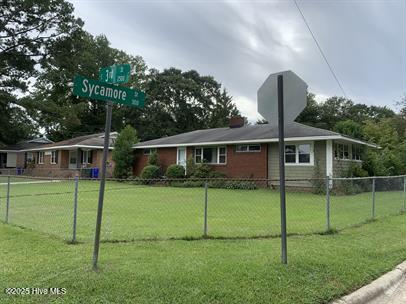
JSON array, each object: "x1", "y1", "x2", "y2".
[{"x1": 257, "y1": 70, "x2": 308, "y2": 126}]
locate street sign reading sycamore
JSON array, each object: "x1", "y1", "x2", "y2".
[
  {"x1": 73, "y1": 74, "x2": 145, "y2": 108},
  {"x1": 99, "y1": 63, "x2": 131, "y2": 84},
  {"x1": 257, "y1": 70, "x2": 307, "y2": 126}
]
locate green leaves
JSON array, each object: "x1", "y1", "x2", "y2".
[{"x1": 112, "y1": 125, "x2": 138, "y2": 179}]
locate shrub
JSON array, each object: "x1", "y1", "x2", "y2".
[
  {"x1": 222, "y1": 181, "x2": 257, "y2": 190},
  {"x1": 141, "y1": 165, "x2": 160, "y2": 180},
  {"x1": 192, "y1": 163, "x2": 213, "y2": 178},
  {"x1": 113, "y1": 125, "x2": 138, "y2": 179},
  {"x1": 148, "y1": 151, "x2": 159, "y2": 166},
  {"x1": 166, "y1": 164, "x2": 185, "y2": 179},
  {"x1": 191, "y1": 163, "x2": 227, "y2": 178},
  {"x1": 185, "y1": 155, "x2": 196, "y2": 177}
]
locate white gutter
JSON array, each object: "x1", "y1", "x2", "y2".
[
  {"x1": 133, "y1": 135, "x2": 378, "y2": 149},
  {"x1": 21, "y1": 145, "x2": 114, "y2": 152}
]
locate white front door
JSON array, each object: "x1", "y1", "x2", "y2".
[
  {"x1": 69, "y1": 150, "x2": 77, "y2": 169},
  {"x1": 177, "y1": 147, "x2": 186, "y2": 167}
]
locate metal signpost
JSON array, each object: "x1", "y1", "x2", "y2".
[
  {"x1": 72, "y1": 64, "x2": 145, "y2": 269},
  {"x1": 257, "y1": 70, "x2": 307, "y2": 264}
]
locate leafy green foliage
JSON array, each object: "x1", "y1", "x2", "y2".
[
  {"x1": 112, "y1": 125, "x2": 138, "y2": 179},
  {"x1": 0, "y1": 0, "x2": 82, "y2": 144},
  {"x1": 334, "y1": 120, "x2": 364, "y2": 139},
  {"x1": 141, "y1": 165, "x2": 160, "y2": 179},
  {"x1": 185, "y1": 155, "x2": 196, "y2": 177},
  {"x1": 165, "y1": 164, "x2": 185, "y2": 178},
  {"x1": 148, "y1": 151, "x2": 159, "y2": 166},
  {"x1": 191, "y1": 163, "x2": 226, "y2": 178},
  {"x1": 139, "y1": 68, "x2": 240, "y2": 141}
]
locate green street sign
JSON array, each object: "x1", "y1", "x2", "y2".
[
  {"x1": 99, "y1": 64, "x2": 131, "y2": 84},
  {"x1": 73, "y1": 74, "x2": 145, "y2": 108}
]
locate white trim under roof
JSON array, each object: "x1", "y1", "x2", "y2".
[
  {"x1": 21, "y1": 145, "x2": 114, "y2": 152},
  {"x1": 134, "y1": 135, "x2": 378, "y2": 149}
]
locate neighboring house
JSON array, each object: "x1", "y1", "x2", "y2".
[
  {"x1": 3, "y1": 133, "x2": 117, "y2": 177},
  {"x1": 133, "y1": 118, "x2": 377, "y2": 188},
  {"x1": 0, "y1": 138, "x2": 53, "y2": 170}
]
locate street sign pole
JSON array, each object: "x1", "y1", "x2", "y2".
[
  {"x1": 92, "y1": 101, "x2": 113, "y2": 270},
  {"x1": 277, "y1": 75, "x2": 288, "y2": 264}
]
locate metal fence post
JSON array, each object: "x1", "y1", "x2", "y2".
[
  {"x1": 5, "y1": 175, "x2": 10, "y2": 223},
  {"x1": 372, "y1": 177, "x2": 376, "y2": 219},
  {"x1": 403, "y1": 177, "x2": 406, "y2": 211},
  {"x1": 72, "y1": 175, "x2": 79, "y2": 243},
  {"x1": 203, "y1": 181, "x2": 208, "y2": 237},
  {"x1": 325, "y1": 176, "x2": 330, "y2": 231}
]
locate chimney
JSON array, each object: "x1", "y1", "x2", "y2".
[{"x1": 229, "y1": 116, "x2": 245, "y2": 128}]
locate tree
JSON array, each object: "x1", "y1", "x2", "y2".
[
  {"x1": 0, "y1": 0, "x2": 82, "y2": 144},
  {"x1": 138, "y1": 68, "x2": 240, "y2": 140},
  {"x1": 23, "y1": 31, "x2": 147, "y2": 141},
  {"x1": 112, "y1": 125, "x2": 138, "y2": 179},
  {"x1": 334, "y1": 120, "x2": 364, "y2": 139}
]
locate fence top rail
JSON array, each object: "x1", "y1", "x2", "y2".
[{"x1": 1, "y1": 174, "x2": 405, "y2": 182}]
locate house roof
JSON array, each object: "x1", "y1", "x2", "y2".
[
  {"x1": 21, "y1": 132, "x2": 118, "y2": 151},
  {"x1": 0, "y1": 138, "x2": 53, "y2": 152},
  {"x1": 134, "y1": 122, "x2": 378, "y2": 148}
]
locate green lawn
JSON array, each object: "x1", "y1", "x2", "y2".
[
  {"x1": 0, "y1": 178, "x2": 404, "y2": 242},
  {"x1": 1, "y1": 214, "x2": 406, "y2": 303}
]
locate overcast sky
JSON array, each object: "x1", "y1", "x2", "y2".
[{"x1": 70, "y1": 0, "x2": 405, "y2": 121}]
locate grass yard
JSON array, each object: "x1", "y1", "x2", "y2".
[
  {"x1": 1, "y1": 214, "x2": 406, "y2": 303},
  {"x1": 0, "y1": 178, "x2": 404, "y2": 242}
]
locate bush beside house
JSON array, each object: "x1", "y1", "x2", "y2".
[{"x1": 113, "y1": 125, "x2": 138, "y2": 179}]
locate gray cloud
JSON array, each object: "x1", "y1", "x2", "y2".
[{"x1": 70, "y1": 0, "x2": 406, "y2": 120}]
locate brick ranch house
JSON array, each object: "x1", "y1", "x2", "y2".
[
  {"x1": 0, "y1": 133, "x2": 116, "y2": 177},
  {"x1": 133, "y1": 120, "x2": 377, "y2": 187}
]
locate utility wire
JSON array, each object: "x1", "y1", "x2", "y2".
[{"x1": 293, "y1": 0, "x2": 348, "y2": 99}]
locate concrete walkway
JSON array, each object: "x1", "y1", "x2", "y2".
[{"x1": 374, "y1": 275, "x2": 406, "y2": 304}]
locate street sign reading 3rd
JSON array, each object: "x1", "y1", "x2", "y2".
[
  {"x1": 99, "y1": 64, "x2": 131, "y2": 84},
  {"x1": 73, "y1": 74, "x2": 145, "y2": 108}
]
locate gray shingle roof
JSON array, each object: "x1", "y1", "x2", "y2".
[
  {"x1": 1, "y1": 138, "x2": 53, "y2": 151},
  {"x1": 21, "y1": 133, "x2": 117, "y2": 151},
  {"x1": 134, "y1": 122, "x2": 343, "y2": 148}
]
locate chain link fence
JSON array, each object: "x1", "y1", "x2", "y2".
[{"x1": 0, "y1": 174, "x2": 405, "y2": 242}]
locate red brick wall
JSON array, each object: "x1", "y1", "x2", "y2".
[
  {"x1": 204, "y1": 144, "x2": 268, "y2": 178},
  {"x1": 133, "y1": 144, "x2": 268, "y2": 178},
  {"x1": 133, "y1": 147, "x2": 177, "y2": 176}
]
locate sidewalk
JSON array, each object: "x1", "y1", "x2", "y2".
[
  {"x1": 332, "y1": 262, "x2": 406, "y2": 304},
  {"x1": 373, "y1": 275, "x2": 406, "y2": 304}
]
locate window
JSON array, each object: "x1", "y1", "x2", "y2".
[
  {"x1": 352, "y1": 145, "x2": 362, "y2": 161},
  {"x1": 50, "y1": 150, "x2": 58, "y2": 164},
  {"x1": 195, "y1": 147, "x2": 226, "y2": 164},
  {"x1": 82, "y1": 150, "x2": 93, "y2": 164},
  {"x1": 37, "y1": 152, "x2": 44, "y2": 164},
  {"x1": 285, "y1": 145, "x2": 296, "y2": 163},
  {"x1": 26, "y1": 152, "x2": 34, "y2": 163},
  {"x1": 143, "y1": 148, "x2": 156, "y2": 155},
  {"x1": 334, "y1": 143, "x2": 350, "y2": 160},
  {"x1": 236, "y1": 144, "x2": 261, "y2": 152},
  {"x1": 285, "y1": 143, "x2": 312, "y2": 165}
]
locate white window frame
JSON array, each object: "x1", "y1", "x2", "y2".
[
  {"x1": 334, "y1": 143, "x2": 350, "y2": 161},
  {"x1": 38, "y1": 152, "x2": 44, "y2": 164},
  {"x1": 236, "y1": 144, "x2": 261, "y2": 153},
  {"x1": 50, "y1": 150, "x2": 58, "y2": 164},
  {"x1": 143, "y1": 148, "x2": 156, "y2": 155},
  {"x1": 194, "y1": 146, "x2": 227, "y2": 165},
  {"x1": 82, "y1": 150, "x2": 93, "y2": 165},
  {"x1": 26, "y1": 152, "x2": 34, "y2": 163},
  {"x1": 284, "y1": 142, "x2": 314, "y2": 166},
  {"x1": 176, "y1": 147, "x2": 187, "y2": 167},
  {"x1": 351, "y1": 145, "x2": 362, "y2": 161}
]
